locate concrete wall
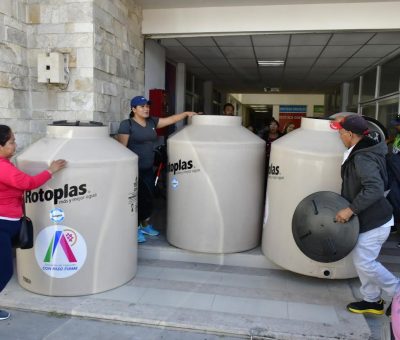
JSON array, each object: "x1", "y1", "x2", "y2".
[
  {"x1": 0, "y1": 0, "x2": 144, "y2": 149},
  {"x1": 142, "y1": 2, "x2": 400, "y2": 36},
  {"x1": 144, "y1": 39, "x2": 165, "y2": 98}
]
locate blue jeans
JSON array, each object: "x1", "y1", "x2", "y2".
[
  {"x1": 352, "y1": 218, "x2": 400, "y2": 302},
  {"x1": 0, "y1": 219, "x2": 21, "y2": 292}
]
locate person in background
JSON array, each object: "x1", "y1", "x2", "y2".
[
  {"x1": 117, "y1": 96, "x2": 197, "y2": 243},
  {"x1": 257, "y1": 121, "x2": 269, "y2": 139},
  {"x1": 391, "y1": 291, "x2": 400, "y2": 339},
  {"x1": 247, "y1": 125, "x2": 255, "y2": 133},
  {"x1": 0, "y1": 125, "x2": 66, "y2": 321},
  {"x1": 387, "y1": 115, "x2": 400, "y2": 155},
  {"x1": 222, "y1": 103, "x2": 234, "y2": 116},
  {"x1": 283, "y1": 122, "x2": 296, "y2": 134},
  {"x1": 330, "y1": 115, "x2": 399, "y2": 316},
  {"x1": 386, "y1": 115, "x2": 400, "y2": 240},
  {"x1": 264, "y1": 118, "x2": 283, "y2": 163}
]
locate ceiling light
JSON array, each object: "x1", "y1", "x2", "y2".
[
  {"x1": 258, "y1": 60, "x2": 285, "y2": 67},
  {"x1": 263, "y1": 87, "x2": 280, "y2": 93}
]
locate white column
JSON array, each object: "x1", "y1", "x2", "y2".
[
  {"x1": 175, "y1": 63, "x2": 186, "y2": 130},
  {"x1": 144, "y1": 40, "x2": 166, "y2": 97},
  {"x1": 272, "y1": 105, "x2": 280, "y2": 121},
  {"x1": 340, "y1": 82, "x2": 350, "y2": 112}
]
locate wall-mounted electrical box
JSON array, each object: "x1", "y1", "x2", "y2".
[{"x1": 37, "y1": 52, "x2": 68, "y2": 84}]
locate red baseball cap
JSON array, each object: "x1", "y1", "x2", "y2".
[{"x1": 330, "y1": 115, "x2": 369, "y2": 135}]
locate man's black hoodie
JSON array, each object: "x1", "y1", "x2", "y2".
[{"x1": 341, "y1": 137, "x2": 393, "y2": 233}]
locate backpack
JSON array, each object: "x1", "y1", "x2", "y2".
[{"x1": 387, "y1": 153, "x2": 400, "y2": 222}]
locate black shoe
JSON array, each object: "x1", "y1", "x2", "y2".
[
  {"x1": 391, "y1": 226, "x2": 398, "y2": 234},
  {"x1": 346, "y1": 299, "x2": 385, "y2": 315},
  {"x1": 0, "y1": 310, "x2": 10, "y2": 320},
  {"x1": 386, "y1": 301, "x2": 392, "y2": 317}
]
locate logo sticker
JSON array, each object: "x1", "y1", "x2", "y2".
[
  {"x1": 35, "y1": 226, "x2": 87, "y2": 278},
  {"x1": 49, "y1": 208, "x2": 65, "y2": 224},
  {"x1": 171, "y1": 177, "x2": 179, "y2": 189}
]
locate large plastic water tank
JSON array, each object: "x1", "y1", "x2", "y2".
[
  {"x1": 167, "y1": 115, "x2": 265, "y2": 253},
  {"x1": 16, "y1": 122, "x2": 138, "y2": 296},
  {"x1": 262, "y1": 117, "x2": 358, "y2": 279}
]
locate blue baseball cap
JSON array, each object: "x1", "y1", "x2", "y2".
[{"x1": 130, "y1": 96, "x2": 150, "y2": 107}]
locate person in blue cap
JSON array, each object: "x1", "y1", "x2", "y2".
[{"x1": 117, "y1": 96, "x2": 197, "y2": 243}]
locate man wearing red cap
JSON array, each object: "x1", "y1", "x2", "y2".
[{"x1": 331, "y1": 114, "x2": 399, "y2": 316}]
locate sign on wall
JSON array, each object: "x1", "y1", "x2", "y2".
[
  {"x1": 313, "y1": 105, "x2": 325, "y2": 117},
  {"x1": 279, "y1": 105, "x2": 307, "y2": 132}
]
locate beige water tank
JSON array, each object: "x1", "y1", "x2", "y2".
[
  {"x1": 262, "y1": 117, "x2": 357, "y2": 279},
  {"x1": 167, "y1": 115, "x2": 265, "y2": 253},
  {"x1": 16, "y1": 122, "x2": 138, "y2": 296}
]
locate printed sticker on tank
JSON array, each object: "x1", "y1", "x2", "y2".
[
  {"x1": 49, "y1": 208, "x2": 65, "y2": 224},
  {"x1": 35, "y1": 226, "x2": 87, "y2": 279},
  {"x1": 171, "y1": 177, "x2": 179, "y2": 189}
]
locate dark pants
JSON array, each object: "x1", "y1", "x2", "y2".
[
  {"x1": 138, "y1": 168, "x2": 154, "y2": 222},
  {"x1": 0, "y1": 219, "x2": 20, "y2": 292}
]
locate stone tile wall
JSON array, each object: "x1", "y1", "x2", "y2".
[
  {"x1": 0, "y1": 0, "x2": 31, "y2": 149},
  {"x1": 93, "y1": 0, "x2": 144, "y2": 133},
  {"x1": 0, "y1": 0, "x2": 144, "y2": 149}
]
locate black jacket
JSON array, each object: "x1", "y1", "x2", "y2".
[{"x1": 341, "y1": 137, "x2": 393, "y2": 233}]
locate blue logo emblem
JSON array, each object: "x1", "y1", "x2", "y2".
[{"x1": 49, "y1": 208, "x2": 65, "y2": 224}]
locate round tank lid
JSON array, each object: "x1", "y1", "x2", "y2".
[
  {"x1": 292, "y1": 191, "x2": 359, "y2": 263},
  {"x1": 192, "y1": 115, "x2": 242, "y2": 127},
  {"x1": 49, "y1": 120, "x2": 104, "y2": 127},
  {"x1": 46, "y1": 121, "x2": 109, "y2": 138}
]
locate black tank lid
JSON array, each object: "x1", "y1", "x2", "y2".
[
  {"x1": 49, "y1": 120, "x2": 104, "y2": 126},
  {"x1": 292, "y1": 191, "x2": 359, "y2": 263}
]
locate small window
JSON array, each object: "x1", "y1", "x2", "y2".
[
  {"x1": 380, "y1": 57, "x2": 400, "y2": 96},
  {"x1": 361, "y1": 68, "x2": 377, "y2": 102}
]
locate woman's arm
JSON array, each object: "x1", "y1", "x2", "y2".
[
  {"x1": 157, "y1": 112, "x2": 197, "y2": 129},
  {"x1": 117, "y1": 134, "x2": 129, "y2": 147},
  {"x1": 0, "y1": 160, "x2": 66, "y2": 191}
]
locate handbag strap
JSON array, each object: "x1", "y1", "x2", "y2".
[{"x1": 22, "y1": 194, "x2": 27, "y2": 218}]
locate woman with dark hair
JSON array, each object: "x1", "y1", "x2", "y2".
[
  {"x1": 117, "y1": 96, "x2": 197, "y2": 243},
  {"x1": 264, "y1": 118, "x2": 283, "y2": 163},
  {"x1": 0, "y1": 125, "x2": 66, "y2": 320}
]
